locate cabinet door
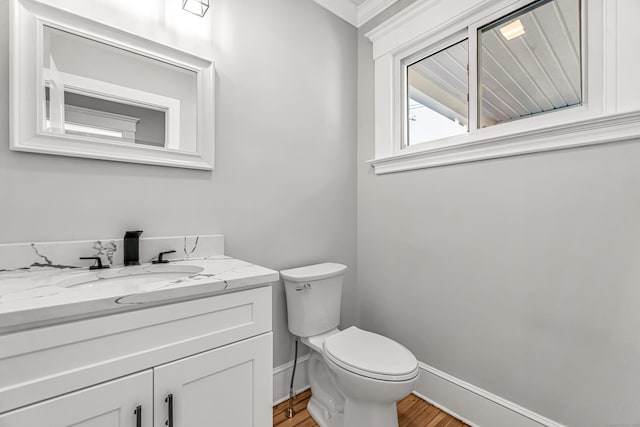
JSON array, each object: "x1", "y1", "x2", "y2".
[
  {"x1": 154, "y1": 333, "x2": 272, "y2": 427},
  {"x1": 0, "y1": 370, "x2": 152, "y2": 427}
]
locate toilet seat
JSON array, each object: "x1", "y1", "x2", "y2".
[{"x1": 323, "y1": 327, "x2": 419, "y2": 382}]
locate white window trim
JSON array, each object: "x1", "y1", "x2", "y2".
[{"x1": 365, "y1": 0, "x2": 637, "y2": 174}]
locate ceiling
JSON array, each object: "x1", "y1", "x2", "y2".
[
  {"x1": 409, "y1": 0, "x2": 581, "y2": 127},
  {"x1": 311, "y1": 0, "x2": 398, "y2": 27}
]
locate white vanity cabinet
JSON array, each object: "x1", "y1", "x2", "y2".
[{"x1": 0, "y1": 286, "x2": 273, "y2": 427}]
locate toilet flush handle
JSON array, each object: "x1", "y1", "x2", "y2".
[{"x1": 296, "y1": 283, "x2": 312, "y2": 291}]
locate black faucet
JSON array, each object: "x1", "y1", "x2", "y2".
[{"x1": 123, "y1": 230, "x2": 143, "y2": 266}]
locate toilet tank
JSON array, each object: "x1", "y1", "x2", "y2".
[{"x1": 281, "y1": 263, "x2": 347, "y2": 337}]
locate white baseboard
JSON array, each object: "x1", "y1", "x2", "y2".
[
  {"x1": 273, "y1": 354, "x2": 311, "y2": 405},
  {"x1": 415, "y1": 362, "x2": 566, "y2": 427}
]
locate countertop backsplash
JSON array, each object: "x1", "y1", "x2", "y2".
[{"x1": 0, "y1": 235, "x2": 225, "y2": 273}]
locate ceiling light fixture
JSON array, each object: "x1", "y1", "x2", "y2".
[
  {"x1": 182, "y1": 0, "x2": 209, "y2": 17},
  {"x1": 500, "y1": 19, "x2": 525, "y2": 40}
]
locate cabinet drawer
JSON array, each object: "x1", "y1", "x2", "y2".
[{"x1": 0, "y1": 286, "x2": 272, "y2": 413}]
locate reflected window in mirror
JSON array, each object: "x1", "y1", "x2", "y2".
[
  {"x1": 44, "y1": 87, "x2": 167, "y2": 146},
  {"x1": 406, "y1": 39, "x2": 469, "y2": 146},
  {"x1": 42, "y1": 25, "x2": 198, "y2": 151}
]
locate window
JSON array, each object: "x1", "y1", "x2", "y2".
[
  {"x1": 368, "y1": 0, "x2": 640, "y2": 174},
  {"x1": 405, "y1": 0, "x2": 581, "y2": 146},
  {"x1": 407, "y1": 39, "x2": 469, "y2": 145},
  {"x1": 478, "y1": 0, "x2": 582, "y2": 128}
]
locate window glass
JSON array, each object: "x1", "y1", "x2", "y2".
[
  {"x1": 478, "y1": 0, "x2": 581, "y2": 128},
  {"x1": 407, "y1": 39, "x2": 469, "y2": 146}
]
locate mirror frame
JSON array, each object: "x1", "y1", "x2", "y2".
[{"x1": 10, "y1": 0, "x2": 215, "y2": 170}]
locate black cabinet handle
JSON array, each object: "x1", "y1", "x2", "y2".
[
  {"x1": 165, "y1": 394, "x2": 173, "y2": 427},
  {"x1": 134, "y1": 405, "x2": 142, "y2": 427}
]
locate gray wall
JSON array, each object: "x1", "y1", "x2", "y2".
[
  {"x1": 357, "y1": 4, "x2": 640, "y2": 427},
  {"x1": 0, "y1": 0, "x2": 357, "y2": 367}
]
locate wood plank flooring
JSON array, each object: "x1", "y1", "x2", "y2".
[{"x1": 273, "y1": 390, "x2": 470, "y2": 427}]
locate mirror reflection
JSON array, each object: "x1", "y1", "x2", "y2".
[{"x1": 42, "y1": 25, "x2": 198, "y2": 151}]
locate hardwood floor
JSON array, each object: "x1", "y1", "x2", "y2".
[{"x1": 273, "y1": 390, "x2": 470, "y2": 427}]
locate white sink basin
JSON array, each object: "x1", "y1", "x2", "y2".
[{"x1": 56, "y1": 264, "x2": 205, "y2": 289}]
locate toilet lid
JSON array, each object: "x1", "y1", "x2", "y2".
[
  {"x1": 280, "y1": 263, "x2": 347, "y2": 283},
  {"x1": 323, "y1": 327, "x2": 418, "y2": 381}
]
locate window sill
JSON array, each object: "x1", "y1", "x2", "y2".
[{"x1": 368, "y1": 111, "x2": 640, "y2": 174}]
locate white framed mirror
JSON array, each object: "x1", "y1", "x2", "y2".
[{"x1": 10, "y1": 0, "x2": 215, "y2": 170}]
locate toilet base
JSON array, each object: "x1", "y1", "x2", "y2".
[
  {"x1": 343, "y1": 399, "x2": 399, "y2": 427},
  {"x1": 307, "y1": 393, "x2": 400, "y2": 427},
  {"x1": 301, "y1": 329, "x2": 418, "y2": 427},
  {"x1": 307, "y1": 396, "x2": 344, "y2": 427},
  {"x1": 323, "y1": 347, "x2": 418, "y2": 427},
  {"x1": 303, "y1": 349, "x2": 418, "y2": 427},
  {"x1": 305, "y1": 352, "x2": 345, "y2": 427}
]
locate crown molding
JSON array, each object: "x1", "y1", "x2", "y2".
[
  {"x1": 357, "y1": 0, "x2": 398, "y2": 26},
  {"x1": 312, "y1": 0, "x2": 398, "y2": 27}
]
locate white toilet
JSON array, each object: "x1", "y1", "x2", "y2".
[{"x1": 281, "y1": 263, "x2": 419, "y2": 427}]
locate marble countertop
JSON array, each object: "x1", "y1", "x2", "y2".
[{"x1": 0, "y1": 256, "x2": 279, "y2": 334}]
